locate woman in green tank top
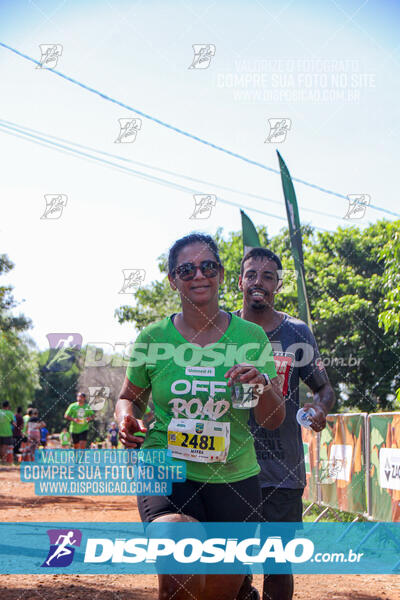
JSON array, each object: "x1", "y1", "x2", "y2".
[{"x1": 116, "y1": 233, "x2": 285, "y2": 600}]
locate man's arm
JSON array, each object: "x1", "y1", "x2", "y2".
[
  {"x1": 64, "y1": 406, "x2": 76, "y2": 422},
  {"x1": 254, "y1": 376, "x2": 286, "y2": 430},
  {"x1": 304, "y1": 381, "x2": 335, "y2": 432},
  {"x1": 298, "y1": 325, "x2": 335, "y2": 432}
]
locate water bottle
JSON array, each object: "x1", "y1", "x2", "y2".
[{"x1": 296, "y1": 407, "x2": 316, "y2": 430}]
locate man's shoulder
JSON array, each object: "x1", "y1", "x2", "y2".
[
  {"x1": 67, "y1": 402, "x2": 78, "y2": 410},
  {"x1": 278, "y1": 313, "x2": 314, "y2": 338}
]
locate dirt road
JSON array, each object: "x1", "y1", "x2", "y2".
[{"x1": 0, "y1": 466, "x2": 398, "y2": 600}]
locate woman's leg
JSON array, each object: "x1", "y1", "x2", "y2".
[
  {"x1": 152, "y1": 513, "x2": 205, "y2": 600},
  {"x1": 203, "y1": 574, "x2": 245, "y2": 600},
  {"x1": 153, "y1": 517, "x2": 244, "y2": 600}
]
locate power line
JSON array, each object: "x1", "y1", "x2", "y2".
[
  {"x1": 2, "y1": 119, "x2": 319, "y2": 227},
  {"x1": 0, "y1": 118, "x2": 345, "y2": 223},
  {"x1": 1, "y1": 41, "x2": 398, "y2": 219}
]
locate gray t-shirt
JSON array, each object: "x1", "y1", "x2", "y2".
[{"x1": 247, "y1": 313, "x2": 328, "y2": 489}]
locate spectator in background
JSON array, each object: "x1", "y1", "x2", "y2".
[
  {"x1": 108, "y1": 422, "x2": 119, "y2": 449},
  {"x1": 27, "y1": 409, "x2": 45, "y2": 460},
  {"x1": 22, "y1": 405, "x2": 33, "y2": 437},
  {"x1": 0, "y1": 401, "x2": 15, "y2": 464},
  {"x1": 21, "y1": 407, "x2": 33, "y2": 461},
  {"x1": 40, "y1": 424, "x2": 49, "y2": 448},
  {"x1": 13, "y1": 406, "x2": 24, "y2": 459}
]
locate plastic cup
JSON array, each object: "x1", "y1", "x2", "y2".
[{"x1": 296, "y1": 407, "x2": 316, "y2": 429}]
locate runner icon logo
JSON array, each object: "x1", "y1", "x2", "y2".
[
  {"x1": 37, "y1": 44, "x2": 63, "y2": 69},
  {"x1": 188, "y1": 44, "x2": 216, "y2": 69},
  {"x1": 190, "y1": 195, "x2": 216, "y2": 219},
  {"x1": 88, "y1": 386, "x2": 111, "y2": 411},
  {"x1": 45, "y1": 333, "x2": 83, "y2": 372},
  {"x1": 40, "y1": 194, "x2": 67, "y2": 220},
  {"x1": 344, "y1": 194, "x2": 370, "y2": 220},
  {"x1": 41, "y1": 529, "x2": 82, "y2": 568},
  {"x1": 119, "y1": 269, "x2": 146, "y2": 293},
  {"x1": 264, "y1": 118, "x2": 291, "y2": 143},
  {"x1": 115, "y1": 118, "x2": 142, "y2": 143}
]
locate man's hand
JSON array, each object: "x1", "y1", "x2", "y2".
[
  {"x1": 119, "y1": 415, "x2": 147, "y2": 448},
  {"x1": 303, "y1": 402, "x2": 327, "y2": 432}
]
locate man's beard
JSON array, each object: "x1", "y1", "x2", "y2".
[{"x1": 249, "y1": 298, "x2": 272, "y2": 311}]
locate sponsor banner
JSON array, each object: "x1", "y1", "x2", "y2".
[
  {"x1": 370, "y1": 413, "x2": 400, "y2": 521},
  {"x1": 20, "y1": 449, "x2": 186, "y2": 496},
  {"x1": 302, "y1": 429, "x2": 318, "y2": 502},
  {"x1": 0, "y1": 522, "x2": 399, "y2": 574},
  {"x1": 379, "y1": 448, "x2": 400, "y2": 491},
  {"x1": 319, "y1": 414, "x2": 367, "y2": 514}
]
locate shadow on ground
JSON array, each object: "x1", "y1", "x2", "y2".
[{"x1": 0, "y1": 584, "x2": 156, "y2": 600}]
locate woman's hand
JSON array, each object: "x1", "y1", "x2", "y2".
[
  {"x1": 224, "y1": 363, "x2": 266, "y2": 387},
  {"x1": 225, "y1": 363, "x2": 285, "y2": 429},
  {"x1": 119, "y1": 414, "x2": 147, "y2": 448}
]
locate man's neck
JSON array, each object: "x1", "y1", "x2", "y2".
[{"x1": 241, "y1": 304, "x2": 284, "y2": 332}]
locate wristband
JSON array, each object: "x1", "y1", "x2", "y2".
[{"x1": 262, "y1": 373, "x2": 272, "y2": 388}]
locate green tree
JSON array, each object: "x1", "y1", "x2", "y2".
[
  {"x1": 0, "y1": 332, "x2": 39, "y2": 409},
  {"x1": 377, "y1": 220, "x2": 400, "y2": 407},
  {"x1": 35, "y1": 349, "x2": 83, "y2": 433},
  {"x1": 0, "y1": 254, "x2": 39, "y2": 410}
]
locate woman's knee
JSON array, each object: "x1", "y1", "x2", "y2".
[{"x1": 158, "y1": 574, "x2": 204, "y2": 600}]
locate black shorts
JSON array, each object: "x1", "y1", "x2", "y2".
[
  {"x1": 0, "y1": 436, "x2": 13, "y2": 445},
  {"x1": 71, "y1": 430, "x2": 88, "y2": 444},
  {"x1": 260, "y1": 487, "x2": 304, "y2": 524},
  {"x1": 138, "y1": 475, "x2": 263, "y2": 522}
]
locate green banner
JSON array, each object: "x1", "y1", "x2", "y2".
[
  {"x1": 319, "y1": 414, "x2": 367, "y2": 515},
  {"x1": 369, "y1": 413, "x2": 400, "y2": 522},
  {"x1": 277, "y1": 151, "x2": 312, "y2": 330},
  {"x1": 240, "y1": 209, "x2": 260, "y2": 254}
]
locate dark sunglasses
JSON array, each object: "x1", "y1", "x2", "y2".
[{"x1": 173, "y1": 260, "x2": 220, "y2": 281}]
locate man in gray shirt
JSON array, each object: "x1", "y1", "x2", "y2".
[{"x1": 236, "y1": 247, "x2": 335, "y2": 600}]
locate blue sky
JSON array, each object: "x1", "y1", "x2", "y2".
[{"x1": 0, "y1": 0, "x2": 399, "y2": 350}]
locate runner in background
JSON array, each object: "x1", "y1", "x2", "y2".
[
  {"x1": 40, "y1": 424, "x2": 49, "y2": 448},
  {"x1": 108, "y1": 422, "x2": 119, "y2": 448},
  {"x1": 13, "y1": 406, "x2": 24, "y2": 460},
  {"x1": 0, "y1": 401, "x2": 15, "y2": 464},
  {"x1": 64, "y1": 392, "x2": 95, "y2": 449},
  {"x1": 21, "y1": 407, "x2": 33, "y2": 461},
  {"x1": 60, "y1": 427, "x2": 71, "y2": 449},
  {"x1": 22, "y1": 405, "x2": 33, "y2": 434},
  {"x1": 27, "y1": 409, "x2": 45, "y2": 461},
  {"x1": 235, "y1": 247, "x2": 335, "y2": 600}
]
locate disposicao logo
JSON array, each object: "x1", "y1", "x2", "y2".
[
  {"x1": 83, "y1": 536, "x2": 314, "y2": 564},
  {"x1": 41, "y1": 529, "x2": 82, "y2": 567}
]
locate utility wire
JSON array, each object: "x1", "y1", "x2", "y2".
[
  {"x1": 3, "y1": 119, "x2": 327, "y2": 227},
  {"x1": 0, "y1": 118, "x2": 344, "y2": 222},
  {"x1": 1, "y1": 41, "x2": 398, "y2": 219}
]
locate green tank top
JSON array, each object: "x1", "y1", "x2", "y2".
[{"x1": 126, "y1": 314, "x2": 277, "y2": 483}]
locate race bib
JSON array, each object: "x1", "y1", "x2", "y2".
[
  {"x1": 77, "y1": 409, "x2": 86, "y2": 424},
  {"x1": 167, "y1": 418, "x2": 230, "y2": 463}
]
